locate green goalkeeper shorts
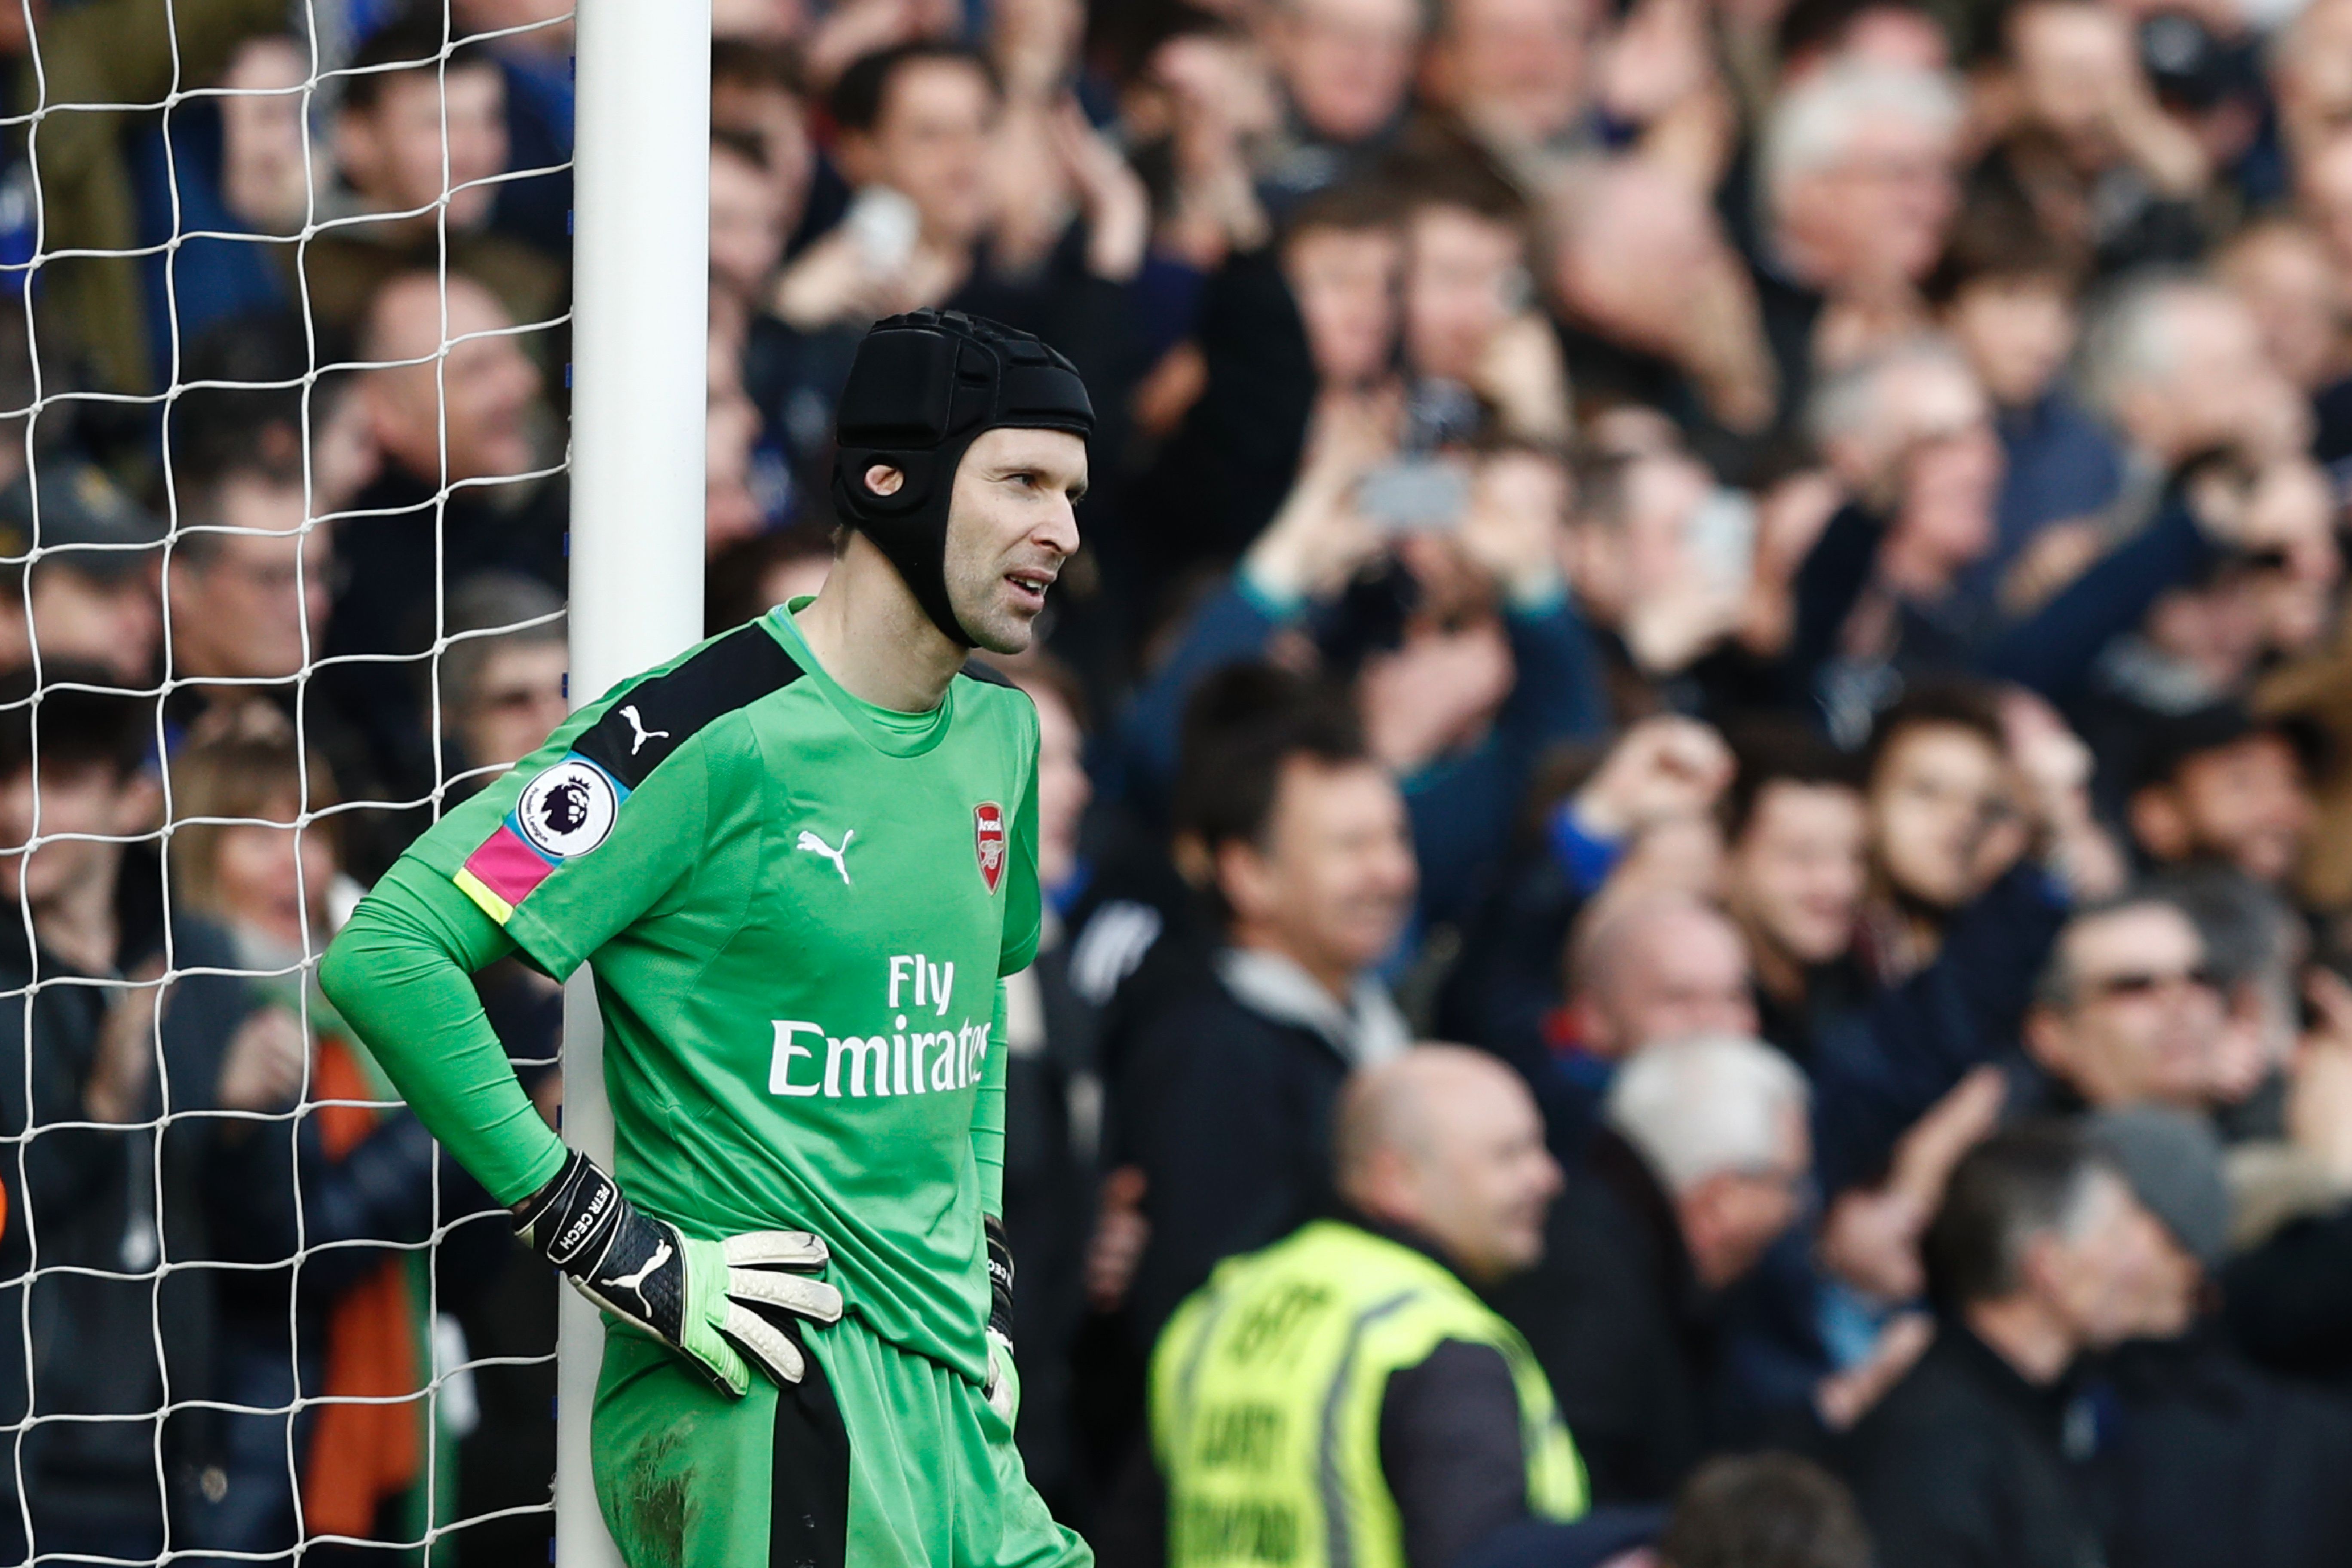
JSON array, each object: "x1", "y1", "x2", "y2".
[{"x1": 591, "y1": 1315, "x2": 1092, "y2": 1568}]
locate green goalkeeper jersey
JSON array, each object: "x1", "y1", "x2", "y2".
[{"x1": 402, "y1": 601, "x2": 1040, "y2": 1378}]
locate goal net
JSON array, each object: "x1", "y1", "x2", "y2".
[{"x1": 0, "y1": 0, "x2": 590, "y2": 1561}]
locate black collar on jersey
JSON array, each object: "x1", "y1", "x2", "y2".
[{"x1": 829, "y1": 309, "x2": 1093, "y2": 647}]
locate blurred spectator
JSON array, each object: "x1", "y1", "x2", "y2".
[
  {"x1": 2124, "y1": 703, "x2": 2315, "y2": 888},
  {"x1": 1256, "y1": 0, "x2": 1422, "y2": 208},
  {"x1": 1438, "y1": 715, "x2": 1736, "y2": 1097},
  {"x1": 1549, "y1": 161, "x2": 1781, "y2": 475},
  {"x1": 1394, "y1": 142, "x2": 1571, "y2": 446},
  {"x1": 305, "y1": 15, "x2": 565, "y2": 334},
  {"x1": 4, "y1": 0, "x2": 286, "y2": 393},
  {"x1": 1843, "y1": 1123, "x2": 2162, "y2": 1568},
  {"x1": 1110, "y1": 672, "x2": 1415, "y2": 1342},
  {"x1": 0, "y1": 668, "x2": 251, "y2": 1561},
  {"x1": 1923, "y1": 215, "x2": 2119, "y2": 617},
  {"x1": 1127, "y1": 181, "x2": 1401, "y2": 585},
  {"x1": 1151, "y1": 1047, "x2": 1585, "y2": 1568},
  {"x1": 324, "y1": 269, "x2": 563, "y2": 805},
  {"x1": 435, "y1": 570, "x2": 568, "y2": 781},
  {"x1": 1972, "y1": 0, "x2": 2214, "y2": 280},
  {"x1": 132, "y1": 33, "x2": 311, "y2": 381},
  {"x1": 706, "y1": 526, "x2": 837, "y2": 637},
  {"x1": 2079, "y1": 1106, "x2": 2352, "y2": 1568},
  {"x1": 1756, "y1": 63, "x2": 1962, "y2": 388},
  {"x1": 170, "y1": 720, "x2": 499, "y2": 1555},
  {"x1": 2076, "y1": 271, "x2": 2310, "y2": 487},
  {"x1": 1496, "y1": 1033, "x2": 1812, "y2": 1505},
  {"x1": 0, "y1": 462, "x2": 165, "y2": 688},
  {"x1": 1652, "y1": 1453, "x2": 1871, "y2": 1568},
  {"x1": 452, "y1": 0, "x2": 579, "y2": 260},
  {"x1": 1421, "y1": 0, "x2": 1597, "y2": 186},
  {"x1": 1719, "y1": 723, "x2": 1868, "y2": 1067},
  {"x1": 2021, "y1": 893, "x2": 2224, "y2": 1116}
]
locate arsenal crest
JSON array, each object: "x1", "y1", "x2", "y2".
[{"x1": 974, "y1": 802, "x2": 1007, "y2": 893}]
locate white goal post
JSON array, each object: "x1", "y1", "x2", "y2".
[{"x1": 564, "y1": 0, "x2": 712, "y2": 1562}]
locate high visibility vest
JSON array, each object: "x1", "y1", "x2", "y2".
[{"x1": 1150, "y1": 1220, "x2": 1588, "y2": 1568}]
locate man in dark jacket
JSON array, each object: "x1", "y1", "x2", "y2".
[
  {"x1": 1842, "y1": 1122, "x2": 2164, "y2": 1568},
  {"x1": 1111, "y1": 675, "x2": 1417, "y2": 1346},
  {"x1": 2078, "y1": 1107, "x2": 2352, "y2": 1568},
  {"x1": 1494, "y1": 1034, "x2": 1811, "y2": 1505}
]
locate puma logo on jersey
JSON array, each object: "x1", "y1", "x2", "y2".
[
  {"x1": 797, "y1": 828, "x2": 855, "y2": 885},
  {"x1": 620, "y1": 705, "x2": 671, "y2": 755}
]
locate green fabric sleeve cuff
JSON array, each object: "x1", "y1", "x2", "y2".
[{"x1": 319, "y1": 856, "x2": 569, "y2": 1206}]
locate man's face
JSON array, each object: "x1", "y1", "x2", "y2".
[
  {"x1": 1946, "y1": 274, "x2": 2076, "y2": 410},
  {"x1": 1782, "y1": 109, "x2": 1957, "y2": 291},
  {"x1": 1869, "y1": 723, "x2": 2008, "y2": 910},
  {"x1": 1226, "y1": 756, "x2": 1417, "y2": 979},
  {"x1": 367, "y1": 279, "x2": 542, "y2": 484},
  {"x1": 2030, "y1": 904, "x2": 2222, "y2": 1109},
  {"x1": 457, "y1": 638, "x2": 569, "y2": 772},
  {"x1": 709, "y1": 144, "x2": 788, "y2": 308},
  {"x1": 1727, "y1": 781, "x2": 1866, "y2": 969},
  {"x1": 1273, "y1": 0, "x2": 1421, "y2": 144},
  {"x1": 858, "y1": 58, "x2": 996, "y2": 250},
  {"x1": 1585, "y1": 906, "x2": 1758, "y2": 1058},
  {"x1": 2034, "y1": 1171, "x2": 2177, "y2": 1352},
  {"x1": 2139, "y1": 733, "x2": 2314, "y2": 885},
  {"x1": 1431, "y1": 0, "x2": 1589, "y2": 144},
  {"x1": 28, "y1": 564, "x2": 160, "y2": 687},
  {"x1": 1884, "y1": 362, "x2": 2003, "y2": 585},
  {"x1": 1283, "y1": 225, "x2": 1403, "y2": 389},
  {"x1": 170, "y1": 478, "x2": 331, "y2": 682},
  {"x1": 2135, "y1": 293, "x2": 2307, "y2": 466},
  {"x1": 1412, "y1": 1068, "x2": 1564, "y2": 1283},
  {"x1": 1403, "y1": 205, "x2": 1525, "y2": 384},
  {"x1": 342, "y1": 64, "x2": 509, "y2": 231},
  {"x1": 937, "y1": 426, "x2": 1086, "y2": 655},
  {"x1": 0, "y1": 760, "x2": 131, "y2": 909},
  {"x1": 1681, "y1": 1105, "x2": 1810, "y2": 1291}
]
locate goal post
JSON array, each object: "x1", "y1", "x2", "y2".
[{"x1": 564, "y1": 0, "x2": 712, "y2": 1562}]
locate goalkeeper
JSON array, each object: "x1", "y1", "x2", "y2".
[{"x1": 318, "y1": 309, "x2": 1093, "y2": 1568}]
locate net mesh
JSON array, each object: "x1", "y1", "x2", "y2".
[{"x1": 0, "y1": 3, "x2": 575, "y2": 1561}]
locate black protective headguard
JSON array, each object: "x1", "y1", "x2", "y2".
[{"x1": 830, "y1": 309, "x2": 1094, "y2": 645}]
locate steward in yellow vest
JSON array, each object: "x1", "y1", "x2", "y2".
[{"x1": 1148, "y1": 1048, "x2": 1589, "y2": 1568}]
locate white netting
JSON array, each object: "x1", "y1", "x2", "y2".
[{"x1": 0, "y1": 2, "x2": 579, "y2": 1561}]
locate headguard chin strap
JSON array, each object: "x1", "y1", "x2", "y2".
[{"x1": 830, "y1": 309, "x2": 1094, "y2": 646}]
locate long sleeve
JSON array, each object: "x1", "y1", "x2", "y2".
[
  {"x1": 1378, "y1": 1340, "x2": 1534, "y2": 1568},
  {"x1": 317, "y1": 855, "x2": 568, "y2": 1207},
  {"x1": 1979, "y1": 494, "x2": 2213, "y2": 701},
  {"x1": 972, "y1": 976, "x2": 1010, "y2": 1218}
]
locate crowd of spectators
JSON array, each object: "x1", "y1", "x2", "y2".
[{"x1": 3, "y1": 0, "x2": 2352, "y2": 1560}]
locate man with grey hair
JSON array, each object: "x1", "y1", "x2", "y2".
[
  {"x1": 1785, "y1": 335, "x2": 2006, "y2": 733},
  {"x1": 2076, "y1": 270, "x2": 2310, "y2": 478},
  {"x1": 1494, "y1": 1034, "x2": 1810, "y2": 1505},
  {"x1": 1759, "y1": 62, "x2": 1962, "y2": 318},
  {"x1": 1844, "y1": 1122, "x2": 2171, "y2": 1568}
]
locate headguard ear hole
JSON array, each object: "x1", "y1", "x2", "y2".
[{"x1": 864, "y1": 463, "x2": 906, "y2": 497}]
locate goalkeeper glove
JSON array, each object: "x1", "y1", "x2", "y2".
[
  {"x1": 984, "y1": 1213, "x2": 1017, "y2": 1420},
  {"x1": 516, "y1": 1150, "x2": 843, "y2": 1397}
]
